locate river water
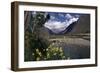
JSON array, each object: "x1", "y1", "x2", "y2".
[{"x1": 50, "y1": 37, "x2": 90, "y2": 59}]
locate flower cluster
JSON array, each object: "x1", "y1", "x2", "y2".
[{"x1": 32, "y1": 44, "x2": 66, "y2": 61}]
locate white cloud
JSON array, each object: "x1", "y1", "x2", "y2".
[
  {"x1": 67, "y1": 17, "x2": 79, "y2": 26},
  {"x1": 44, "y1": 20, "x2": 67, "y2": 33},
  {"x1": 58, "y1": 13, "x2": 64, "y2": 17},
  {"x1": 50, "y1": 15, "x2": 55, "y2": 20},
  {"x1": 65, "y1": 14, "x2": 73, "y2": 19},
  {"x1": 44, "y1": 14, "x2": 79, "y2": 34}
]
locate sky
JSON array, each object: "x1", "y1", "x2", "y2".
[
  {"x1": 31, "y1": 11, "x2": 81, "y2": 34},
  {"x1": 44, "y1": 12, "x2": 80, "y2": 34}
]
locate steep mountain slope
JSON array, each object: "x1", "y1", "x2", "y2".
[{"x1": 69, "y1": 14, "x2": 90, "y2": 34}]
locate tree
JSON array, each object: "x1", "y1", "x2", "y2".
[
  {"x1": 24, "y1": 11, "x2": 50, "y2": 61},
  {"x1": 24, "y1": 11, "x2": 66, "y2": 61}
]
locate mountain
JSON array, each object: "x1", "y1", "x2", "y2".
[
  {"x1": 68, "y1": 14, "x2": 90, "y2": 34},
  {"x1": 44, "y1": 15, "x2": 79, "y2": 34},
  {"x1": 44, "y1": 14, "x2": 90, "y2": 35}
]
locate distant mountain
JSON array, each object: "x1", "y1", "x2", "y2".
[
  {"x1": 44, "y1": 14, "x2": 90, "y2": 35},
  {"x1": 44, "y1": 15, "x2": 79, "y2": 34},
  {"x1": 68, "y1": 14, "x2": 90, "y2": 34},
  {"x1": 45, "y1": 21, "x2": 78, "y2": 35}
]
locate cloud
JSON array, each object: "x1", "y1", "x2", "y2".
[
  {"x1": 65, "y1": 14, "x2": 73, "y2": 19},
  {"x1": 44, "y1": 20, "x2": 67, "y2": 33},
  {"x1": 50, "y1": 15, "x2": 56, "y2": 20},
  {"x1": 44, "y1": 13, "x2": 80, "y2": 34},
  {"x1": 58, "y1": 13, "x2": 65, "y2": 17}
]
